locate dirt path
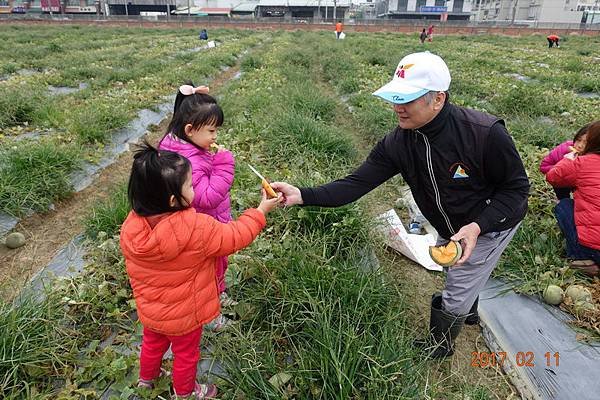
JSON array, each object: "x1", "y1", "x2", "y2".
[{"x1": 0, "y1": 65, "x2": 242, "y2": 300}]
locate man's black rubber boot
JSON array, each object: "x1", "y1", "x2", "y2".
[
  {"x1": 464, "y1": 296, "x2": 480, "y2": 326},
  {"x1": 414, "y1": 293, "x2": 467, "y2": 359}
]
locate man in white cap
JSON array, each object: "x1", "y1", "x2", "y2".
[{"x1": 271, "y1": 52, "x2": 529, "y2": 358}]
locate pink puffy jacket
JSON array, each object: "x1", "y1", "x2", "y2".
[{"x1": 159, "y1": 134, "x2": 234, "y2": 223}]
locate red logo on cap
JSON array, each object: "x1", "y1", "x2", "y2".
[{"x1": 395, "y1": 63, "x2": 415, "y2": 79}]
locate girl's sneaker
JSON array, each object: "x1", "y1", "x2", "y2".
[
  {"x1": 176, "y1": 383, "x2": 218, "y2": 399},
  {"x1": 137, "y1": 368, "x2": 171, "y2": 389},
  {"x1": 219, "y1": 292, "x2": 238, "y2": 307},
  {"x1": 204, "y1": 313, "x2": 235, "y2": 332}
]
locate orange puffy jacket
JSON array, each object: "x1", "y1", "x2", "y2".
[{"x1": 120, "y1": 207, "x2": 266, "y2": 336}]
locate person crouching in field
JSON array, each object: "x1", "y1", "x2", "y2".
[
  {"x1": 540, "y1": 123, "x2": 589, "y2": 200},
  {"x1": 546, "y1": 121, "x2": 600, "y2": 277},
  {"x1": 120, "y1": 142, "x2": 281, "y2": 398},
  {"x1": 547, "y1": 34, "x2": 560, "y2": 48}
]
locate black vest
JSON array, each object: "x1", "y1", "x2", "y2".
[{"x1": 389, "y1": 104, "x2": 523, "y2": 239}]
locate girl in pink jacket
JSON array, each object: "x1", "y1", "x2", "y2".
[
  {"x1": 159, "y1": 84, "x2": 236, "y2": 331},
  {"x1": 540, "y1": 124, "x2": 589, "y2": 200}
]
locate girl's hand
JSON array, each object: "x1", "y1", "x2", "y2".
[
  {"x1": 210, "y1": 144, "x2": 228, "y2": 154},
  {"x1": 257, "y1": 189, "x2": 283, "y2": 215},
  {"x1": 564, "y1": 151, "x2": 577, "y2": 160}
]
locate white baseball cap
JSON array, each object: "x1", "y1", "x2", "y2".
[{"x1": 372, "y1": 52, "x2": 451, "y2": 104}]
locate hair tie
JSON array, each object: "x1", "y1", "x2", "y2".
[{"x1": 179, "y1": 85, "x2": 210, "y2": 96}]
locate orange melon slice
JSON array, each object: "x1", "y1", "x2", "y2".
[
  {"x1": 429, "y1": 241, "x2": 462, "y2": 267},
  {"x1": 261, "y1": 179, "x2": 278, "y2": 199}
]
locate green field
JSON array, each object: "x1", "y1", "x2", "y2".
[{"x1": 1, "y1": 25, "x2": 599, "y2": 399}]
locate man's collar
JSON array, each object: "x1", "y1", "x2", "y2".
[{"x1": 415, "y1": 101, "x2": 450, "y2": 137}]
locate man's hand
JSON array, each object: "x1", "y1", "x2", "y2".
[
  {"x1": 450, "y1": 222, "x2": 481, "y2": 265},
  {"x1": 269, "y1": 182, "x2": 303, "y2": 206}
]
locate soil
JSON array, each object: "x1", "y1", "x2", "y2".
[{"x1": 0, "y1": 65, "x2": 242, "y2": 300}]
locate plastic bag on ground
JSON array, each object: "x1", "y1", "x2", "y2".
[{"x1": 376, "y1": 209, "x2": 443, "y2": 271}]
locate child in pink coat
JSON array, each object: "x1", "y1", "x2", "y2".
[
  {"x1": 540, "y1": 124, "x2": 589, "y2": 200},
  {"x1": 159, "y1": 83, "x2": 236, "y2": 331}
]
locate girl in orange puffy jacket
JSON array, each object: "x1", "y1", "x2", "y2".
[{"x1": 120, "y1": 142, "x2": 281, "y2": 399}]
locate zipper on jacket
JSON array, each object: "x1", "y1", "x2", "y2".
[{"x1": 416, "y1": 129, "x2": 455, "y2": 235}]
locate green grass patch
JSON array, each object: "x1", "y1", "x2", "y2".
[
  {"x1": 270, "y1": 113, "x2": 355, "y2": 160},
  {"x1": 84, "y1": 184, "x2": 129, "y2": 240},
  {"x1": 0, "y1": 85, "x2": 50, "y2": 129},
  {"x1": 0, "y1": 140, "x2": 79, "y2": 216},
  {"x1": 0, "y1": 292, "x2": 76, "y2": 397},
  {"x1": 67, "y1": 100, "x2": 133, "y2": 144}
]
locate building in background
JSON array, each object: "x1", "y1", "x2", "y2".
[
  {"x1": 375, "y1": 0, "x2": 472, "y2": 20},
  {"x1": 170, "y1": 0, "x2": 349, "y2": 19},
  {"x1": 231, "y1": 0, "x2": 258, "y2": 17},
  {"x1": 0, "y1": 0, "x2": 96, "y2": 13},
  {"x1": 471, "y1": 0, "x2": 586, "y2": 24},
  {"x1": 255, "y1": 0, "x2": 350, "y2": 20},
  {"x1": 351, "y1": 0, "x2": 377, "y2": 19},
  {"x1": 576, "y1": 0, "x2": 600, "y2": 23}
]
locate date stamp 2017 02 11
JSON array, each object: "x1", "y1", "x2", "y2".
[{"x1": 471, "y1": 351, "x2": 560, "y2": 368}]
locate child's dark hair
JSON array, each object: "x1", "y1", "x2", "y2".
[
  {"x1": 173, "y1": 80, "x2": 217, "y2": 114},
  {"x1": 581, "y1": 120, "x2": 600, "y2": 155},
  {"x1": 168, "y1": 81, "x2": 224, "y2": 145},
  {"x1": 127, "y1": 140, "x2": 192, "y2": 216},
  {"x1": 573, "y1": 122, "x2": 590, "y2": 143}
]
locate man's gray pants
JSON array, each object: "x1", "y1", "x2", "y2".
[{"x1": 439, "y1": 224, "x2": 520, "y2": 316}]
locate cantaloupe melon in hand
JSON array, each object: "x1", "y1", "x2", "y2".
[{"x1": 429, "y1": 241, "x2": 462, "y2": 267}]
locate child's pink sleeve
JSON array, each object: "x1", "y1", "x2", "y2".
[
  {"x1": 192, "y1": 151, "x2": 235, "y2": 210},
  {"x1": 540, "y1": 141, "x2": 573, "y2": 175}
]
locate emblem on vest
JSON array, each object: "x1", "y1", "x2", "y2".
[{"x1": 449, "y1": 162, "x2": 469, "y2": 179}]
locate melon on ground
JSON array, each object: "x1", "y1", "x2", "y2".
[
  {"x1": 543, "y1": 285, "x2": 564, "y2": 305},
  {"x1": 429, "y1": 241, "x2": 462, "y2": 267},
  {"x1": 4, "y1": 232, "x2": 26, "y2": 249},
  {"x1": 573, "y1": 300, "x2": 596, "y2": 317},
  {"x1": 565, "y1": 285, "x2": 592, "y2": 303}
]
